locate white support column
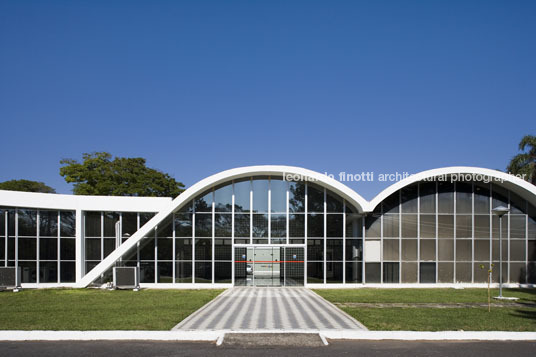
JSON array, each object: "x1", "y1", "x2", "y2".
[
  {"x1": 304, "y1": 183, "x2": 308, "y2": 286},
  {"x1": 36, "y1": 210, "x2": 40, "y2": 284},
  {"x1": 57, "y1": 211, "x2": 61, "y2": 283},
  {"x1": 75, "y1": 209, "x2": 84, "y2": 282},
  {"x1": 342, "y1": 201, "x2": 346, "y2": 284},
  {"x1": 323, "y1": 188, "x2": 327, "y2": 285}
]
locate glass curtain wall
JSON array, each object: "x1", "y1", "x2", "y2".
[
  {"x1": 0, "y1": 207, "x2": 76, "y2": 283},
  {"x1": 116, "y1": 177, "x2": 363, "y2": 285},
  {"x1": 366, "y1": 179, "x2": 536, "y2": 284}
]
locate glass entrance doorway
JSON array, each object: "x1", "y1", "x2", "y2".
[{"x1": 234, "y1": 246, "x2": 304, "y2": 286}]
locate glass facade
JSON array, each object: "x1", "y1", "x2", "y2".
[
  {"x1": 114, "y1": 177, "x2": 363, "y2": 285},
  {"x1": 1, "y1": 169, "x2": 535, "y2": 287},
  {"x1": 368, "y1": 179, "x2": 536, "y2": 284},
  {"x1": 0, "y1": 207, "x2": 76, "y2": 283}
]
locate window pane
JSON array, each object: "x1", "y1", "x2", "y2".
[
  {"x1": 383, "y1": 262, "x2": 399, "y2": 283},
  {"x1": 438, "y1": 215, "x2": 454, "y2": 238},
  {"x1": 139, "y1": 237, "x2": 155, "y2": 260},
  {"x1": 510, "y1": 192, "x2": 526, "y2": 214},
  {"x1": 510, "y1": 215, "x2": 526, "y2": 238},
  {"x1": 289, "y1": 182, "x2": 305, "y2": 213},
  {"x1": 456, "y1": 182, "x2": 472, "y2": 214},
  {"x1": 214, "y1": 239, "x2": 232, "y2": 260},
  {"x1": 456, "y1": 240, "x2": 472, "y2": 261},
  {"x1": 157, "y1": 262, "x2": 173, "y2": 283},
  {"x1": 401, "y1": 214, "x2": 417, "y2": 238},
  {"x1": 39, "y1": 210, "x2": 58, "y2": 237},
  {"x1": 18, "y1": 210, "x2": 37, "y2": 236},
  {"x1": 103, "y1": 212, "x2": 119, "y2": 237},
  {"x1": 438, "y1": 239, "x2": 454, "y2": 260},
  {"x1": 365, "y1": 263, "x2": 381, "y2": 283},
  {"x1": 474, "y1": 215, "x2": 490, "y2": 238},
  {"x1": 195, "y1": 238, "x2": 212, "y2": 260},
  {"x1": 252, "y1": 179, "x2": 269, "y2": 213},
  {"x1": 438, "y1": 262, "x2": 454, "y2": 283},
  {"x1": 215, "y1": 262, "x2": 232, "y2": 283},
  {"x1": 307, "y1": 213, "x2": 324, "y2": 237},
  {"x1": 345, "y1": 239, "x2": 362, "y2": 260},
  {"x1": 234, "y1": 213, "x2": 250, "y2": 238},
  {"x1": 326, "y1": 239, "x2": 343, "y2": 260},
  {"x1": 175, "y1": 238, "x2": 192, "y2": 260},
  {"x1": 456, "y1": 214, "x2": 472, "y2": 238},
  {"x1": 401, "y1": 239, "x2": 417, "y2": 261},
  {"x1": 60, "y1": 262, "x2": 75, "y2": 282},
  {"x1": 345, "y1": 214, "x2": 362, "y2": 238},
  {"x1": 365, "y1": 215, "x2": 381, "y2": 238},
  {"x1": 39, "y1": 262, "x2": 57, "y2": 283},
  {"x1": 214, "y1": 213, "x2": 232, "y2": 237},
  {"x1": 60, "y1": 238, "x2": 75, "y2": 260},
  {"x1": 307, "y1": 184, "x2": 324, "y2": 213},
  {"x1": 510, "y1": 240, "x2": 526, "y2": 261},
  {"x1": 85, "y1": 238, "x2": 101, "y2": 260},
  {"x1": 39, "y1": 238, "x2": 57, "y2": 260},
  {"x1": 195, "y1": 190, "x2": 212, "y2": 212},
  {"x1": 175, "y1": 261, "x2": 192, "y2": 283},
  {"x1": 383, "y1": 214, "x2": 399, "y2": 238},
  {"x1": 456, "y1": 262, "x2": 472, "y2": 282},
  {"x1": 326, "y1": 214, "x2": 343, "y2": 237},
  {"x1": 270, "y1": 179, "x2": 287, "y2": 213},
  {"x1": 420, "y1": 239, "x2": 435, "y2": 261},
  {"x1": 122, "y1": 212, "x2": 138, "y2": 236},
  {"x1": 195, "y1": 213, "x2": 212, "y2": 237},
  {"x1": 474, "y1": 239, "x2": 490, "y2": 261},
  {"x1": 420, "y1": 214, "x2": 435, "y2": 238},
  {"x1": 474, "y1": 183, "x2": 490, "y2": 214},
  {"x1": 346, "y1": 262, "x2": 362, "y2": 283},
  {"x1": 234, "y1": 180, "x2": 250, "y2": 212},
  {"x1": 326, "y1": 192, "x2": 343, "y2": 213},
  {"x1": 307, "y1": 262, "x2": 324, "y2": 283},
  {"x1": 382, "y1": 193, "x2": 399, "y2": 214},
  {"x1": 214, "y1": 184, "x2": 232, "y2": 212},
  {"x1": 438, "y1": 182, "x2": 454, "y2": 214},
  {"x1": 419, "y1": 182, "x2": 436, "y2": 214},
  {"x1": 420, "y1": 262, "x2": 436, "y2": 283},
  {"x1": 326, "y1": 262, "x2": 343, "y2": 283},
  {"x1": 271, "y1": 214, "x2": 286, "y2": 239},
  {"x1": 383, "y1": 239, "x2": 399, "y2": 260},
  {"x1": 401, "y1": 262, "x2": 417, "y2": 283},
  {"x1": 175, "y1": 213, "x2": 192, "y2": 237},
  {"x1": 157, "y1": 238, "x2": 173, "y2": 260},
  {"x1": 401, "y1": 185, "x2": 418, "y2": 213},
  {"x1": 289, "y1": 214, "x2": 304, "y2": 237},
  {"x1": 307, "y1": 239, "x2": 323, "y2": 260},
  {"x1": 252, "y1": 214, "x2": 268, "y2": 237},
  {"x1": 19, "y1": 237, "x2": 36, "y2": 260}
]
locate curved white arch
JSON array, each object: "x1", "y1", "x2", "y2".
[
  {"x1": 367, "y1": 166, "x2": 536, "y2": 212},
  {"x1": 78, "y1": 165, "x2": 368, "y2": 286}
]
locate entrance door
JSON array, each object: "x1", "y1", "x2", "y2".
[{"x1": 234, "y1": 246, "x2": 304, "y2": 286}]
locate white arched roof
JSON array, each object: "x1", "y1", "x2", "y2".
[{"x1": 367, "y1": 166, "x2": 536, "y2": 212}]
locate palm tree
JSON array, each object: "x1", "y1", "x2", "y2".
[{"x1": 507, "y1": 135, "x2": 536, "y2": 185}]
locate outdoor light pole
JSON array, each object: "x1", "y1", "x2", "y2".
[{"x1": 492, "y1": 206, "x2": 510, "y2": 299}]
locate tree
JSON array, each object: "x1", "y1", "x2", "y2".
[
  {"x1": 507, "y1": 135, "x2": 536, "y2": 185},
  {"x1": 0, "y1": 179, "x2": 56, "y2": 193},
  {"x1": 59, "y1": 152, "x2": 185, "y2": 197}
]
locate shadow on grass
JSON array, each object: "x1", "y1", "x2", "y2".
[{"x1": 507, "y1": 288, "x2": 536, "y2": 325}]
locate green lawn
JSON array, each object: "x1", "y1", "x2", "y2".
[
  {"x1": 0, "y1": 288, "x2": 224, "y2": 330},
  {"x1": 315, "y1": 288, "x2": 536, "y2": 331}
]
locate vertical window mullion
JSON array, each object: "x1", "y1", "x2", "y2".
[{"x1": 36, "y1": 210, "x2": 40, "y2": 284}]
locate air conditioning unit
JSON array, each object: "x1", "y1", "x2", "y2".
[
  {"x1": 0, "y1": 267, "x2": 21, "y2": 292},
  {"x1": 113, "y1": 267, "x2": 140, "y2": 290}
]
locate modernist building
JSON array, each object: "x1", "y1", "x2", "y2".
[{"x1": 0, "y1": 166, "x2": 535, "y2": 288}]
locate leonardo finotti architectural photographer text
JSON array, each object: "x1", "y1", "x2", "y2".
[{"x1": 283, "y1": 171, "x2": 527, "y2": 183}]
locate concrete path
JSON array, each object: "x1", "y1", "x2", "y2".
[{"x1": 173, "y1": 287, "x2": 367, "y2": 331}]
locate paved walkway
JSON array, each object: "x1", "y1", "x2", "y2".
[{"x1": 173, "y1": 287, "x2": 367, "y2": 331}]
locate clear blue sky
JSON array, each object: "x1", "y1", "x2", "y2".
[{"x1": 0, "y1": 1, "x2": 534, "y2": 200}]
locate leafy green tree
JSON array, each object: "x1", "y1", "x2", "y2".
[
  {"x1": 59, "y1": 152, "x2": 185, "y2": 197},
  {"x1": 0, "y1": 179, "x2": 56, "y2": 193},
  {"x1": 507, "y1": 135, "x2": 536, "y2": 185}
]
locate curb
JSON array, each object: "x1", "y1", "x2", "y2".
[{"x1": 0, "y1": 330, "x2": 534, "y2": 341}]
